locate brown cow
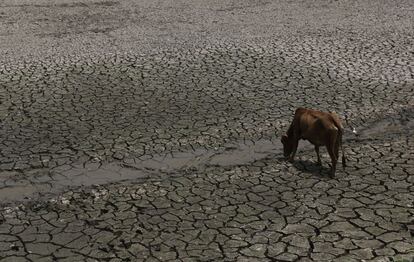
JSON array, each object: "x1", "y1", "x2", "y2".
[{"x1": 281, "y1": 108, "x2": 346, "y2": 177}]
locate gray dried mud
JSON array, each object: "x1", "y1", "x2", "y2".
[{"x1": 0, "y1": 0, "x2": 413, "y2": 261}]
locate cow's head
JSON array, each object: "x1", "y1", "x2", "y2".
[{"x1": 281, "y1": 134, "x2": 293, "y2": 158}]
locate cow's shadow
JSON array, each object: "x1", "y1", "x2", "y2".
[{"x1": 291, "y1": 159, "x2": 332, "y2": 177}]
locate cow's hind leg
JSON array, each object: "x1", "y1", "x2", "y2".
[
  {"x1": 289, "y1": 138, "x2": 299, "y2": 162},
  {"x1": 327, "y1": 145, "x2": 337, "y2": 178},
  {"x1": 327, "y1": 132, "x2": 338, "y2": 178},
  {"x1": 315, "y1": 146, "x2": 321, "y2": 165}
]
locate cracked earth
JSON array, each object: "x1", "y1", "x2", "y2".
[{"x1": 0, "y1": 0, "x2": 414, "y2": 261}]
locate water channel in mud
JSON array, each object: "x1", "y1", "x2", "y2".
[{"x1": 0, "y1": 138, "x2": 287, "y2": 204}]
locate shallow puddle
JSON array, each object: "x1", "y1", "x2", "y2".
[{"x1": 354, "y1": 107, "x2": 414, "y2": 139}]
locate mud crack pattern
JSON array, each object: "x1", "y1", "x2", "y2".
[{"x1": 1, "y1": 137, "x2": 414, "y2": 261}]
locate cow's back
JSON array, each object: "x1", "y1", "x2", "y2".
[{"x1": 296, "y1": 109, "x2": 338, "y2": 145}]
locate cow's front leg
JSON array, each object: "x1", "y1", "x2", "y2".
[
  {"x1": 289, "y1": 139, "x2": 299, "y2": 162},
  {"x1": 315, "y1": 146, "x2": 322, "y2": 165}
]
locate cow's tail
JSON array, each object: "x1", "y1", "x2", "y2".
[
  {"x1": 338, "y1": 125, "x2": 346, "y2": 168},
  {"x1": 331, "y1": 114, "x2": 346, "y2": 168}
]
